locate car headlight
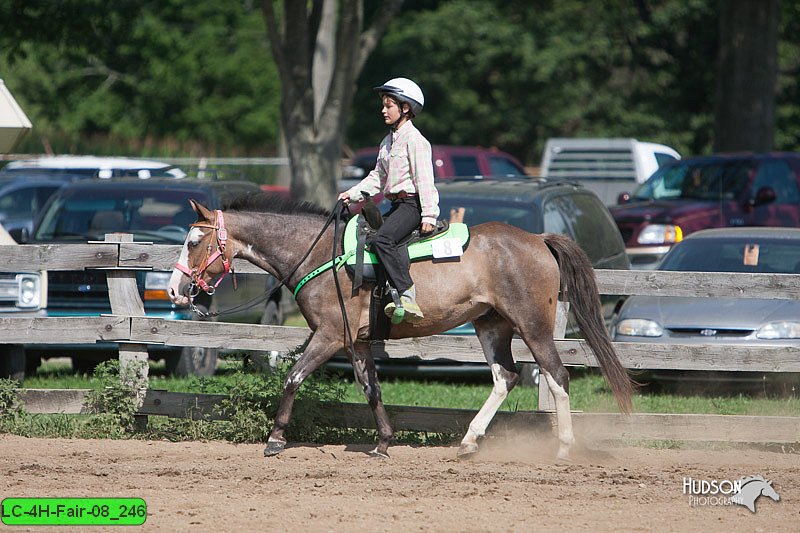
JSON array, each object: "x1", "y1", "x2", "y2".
[
  {"x1": 756, "y1": 321, "x2": 800, "y2": 339},
  {"x1": 144, "y1": 271, "x2": 172, "y2": 301},
  {"x1": 17, "y1": 274, "x2": 41, "y2": 308},
  {"x1": 637, "y1": 224, "x2": 683, "y2": 245},
  {"x1": 616, "y1": 318, "x2": 663, "y2": 337}
]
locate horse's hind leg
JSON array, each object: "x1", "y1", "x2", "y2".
[
  {"x1": 351, "y1": 343, "x2": 394, "y2": 458},
  {"x1": 458, "y1": 313, "x2": 519, "y2": 459},
  {"x1": 525, "y1": 336, "x2": 574, "y2": 460}
]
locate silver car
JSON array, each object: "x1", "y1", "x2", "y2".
[
  {"x1": 613, "y1": 227, "x2": 800, "y2": 343},
  {"x1": 611, "y1": 227, "x2": 800, "y2": 385}
]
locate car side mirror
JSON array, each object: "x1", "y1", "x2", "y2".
[
  {"x1": 752, "y1": 186, "x2": 776, "y2": 206},
  {"x1": 616, "y1": 192, "x2": 631, "y2": 204},
  {"x1": 9, "y1": 227, "x2": 28, "y2": 243}
]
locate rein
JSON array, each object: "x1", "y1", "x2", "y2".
[{"x1": 178, "y1": 201, "x2": 352, "y2": 326}]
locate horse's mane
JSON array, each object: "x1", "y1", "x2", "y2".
[{"x1": 224, "y1": 191, "x2": 330, "y2": 217}]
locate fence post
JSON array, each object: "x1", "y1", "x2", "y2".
[
  {"x1": 536, "y1": 301, "x2": 569, "y2": 411},
  {"x1": 103, "y1": 233, "x2": 149, "y2": 415}
]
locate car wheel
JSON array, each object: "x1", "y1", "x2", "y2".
[
  {"x1": 166, "y1": 347, "x2": 219, "y2": 377},
  {"x1": 260, "y1": 300, "x2": 282, "y2": 325},
  {"x1": 518, "y1": 363, "x2": 540, "y2": 387},
  {"x1": 25, "y1": 354, "x2": 41, "y2": 377},
  {"x1": 72, "y1": 357, "x2": 99, "y2": 375},
  {"x1": 0, "y1": 345, "x2": 26, "y2": 382}
]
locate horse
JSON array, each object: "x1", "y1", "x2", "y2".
[{"x1": 167, "y1": 193, "x2": 634, "y2": 460}]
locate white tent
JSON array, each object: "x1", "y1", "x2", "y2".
[{"x1": 0, "y1": 79, "x2": 33, "y2": 154}]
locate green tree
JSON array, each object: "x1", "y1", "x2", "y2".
[
  {"x1": 0, "y1": 0, "x2": 281, "y2": 156},
  {"x1": 349, "y1": 0, "x2": 798, "y2": 163}
]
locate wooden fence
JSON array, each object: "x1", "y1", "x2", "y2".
[{"x1": 2, "y1": 237, "x2": 799, "y2": 445}]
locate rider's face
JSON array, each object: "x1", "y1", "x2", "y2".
[{"x1": 381, "y1": 96, "x2": 405, "y2": 125}]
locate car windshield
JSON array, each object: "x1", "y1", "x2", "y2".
[
  {"x1": 438, "y1": 197, "x2": 536, "y2": 232},
  {"x1": 34, "y1": 189, "x2": 207, "y2": 243},
  {"x1": 659, "y1": 237, "x2": 800, "y2": 274},
  {"x1": 633, "y1": 161, "x2": 755, "y2": 201}
]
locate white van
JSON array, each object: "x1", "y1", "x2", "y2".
[
  {"x1": 1, "y1": 155, "x2": 186, "y2": 179},
  {"x1": 540, "y1": 138, "x2": 680, "y2": 205}
]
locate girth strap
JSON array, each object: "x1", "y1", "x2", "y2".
[{"x1": 352, "y1": 215, "x2": 368, "y2": 295}]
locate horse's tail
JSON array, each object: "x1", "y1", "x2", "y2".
[{"x1": 543, "y1": 233, "x2": 634, "y2": 414}]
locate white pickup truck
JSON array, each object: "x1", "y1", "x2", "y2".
[
  {"x1": 0, "y1": 224, "x2": 46, "y2": 381},
  {"x1": 540, "y1": 138, "x2": 680, "y2": 205}
]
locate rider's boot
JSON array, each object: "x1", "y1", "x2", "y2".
[{"x1": 384, "y1": 284, "x2": 424, "y2": 324}]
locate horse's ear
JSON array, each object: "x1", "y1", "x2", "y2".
[{"x1": 189, "y1": 199, "x2": 213, "y2": 221}]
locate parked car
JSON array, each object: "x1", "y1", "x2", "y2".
[
  {"x1": 0, "y1": 155, "x2": 186, "y2": 179},
  {"x1": 611, "y1": 227, "x2": 800, "y2": 385},
  {"x1": 438, "y1": 178, "x2": 630, "y2": 321},
  {"x1": 0, "y1": 223, "x2": 47, "y2": 381},
  {"x1": 342, "y1": 145, "x2": 526, "y2": 184},
  {"x1": 27, "y1": 178, "x2": 287, "y2": 376},
  {"x1": 328, "y1": 177, "x2": 630, "y2": 378},
  {"x1": 0, "y1": 175, "x2": 73, "y2": 242},
  {"x1": 540, "y1": 137, "x2": 680, "y2": 206},
  {"x1": 610, "y1": 152, "x2": 800, "y2": 269}
]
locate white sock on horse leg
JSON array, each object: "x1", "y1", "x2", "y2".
[
  {"x1": 541, "y1": 369, "x2": 575, "y2": 459},
  {"x1": 461, "y1": 364, "x2": 512, "y2": 446}
]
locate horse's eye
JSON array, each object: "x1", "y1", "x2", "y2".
[{"x1": 188, "y1": 241, "x2": 198, "y2": 249}]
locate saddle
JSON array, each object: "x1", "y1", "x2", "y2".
[
  {"x1": 342, "y1": 208, "x2": 470, "y2": 286},
  {"x1": 341, "y1": 206, "x2": 469, "y2": 340}
]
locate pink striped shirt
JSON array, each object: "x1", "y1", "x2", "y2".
[{"x1": 345, "y1": 121, "x2": 440, "y2": 225}]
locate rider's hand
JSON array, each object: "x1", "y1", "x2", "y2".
[
  {"x1": 421, "y1": 222, "x2": 435, "y2": 233},
  {"x1": 337, "y1": 192, "x2": 351, "y2": 206}
]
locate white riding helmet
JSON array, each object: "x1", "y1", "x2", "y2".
[{"x1": 373, "y1": 77, "x2": 425, "y2": 116}]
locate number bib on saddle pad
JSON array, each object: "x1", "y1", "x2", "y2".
[{"x1": 342, "y1": 214, "x2": 470, "y2": 274}]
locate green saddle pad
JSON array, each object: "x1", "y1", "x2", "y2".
[{"x1": 343, "y1": 214, "x2": 469, "y2": 266}]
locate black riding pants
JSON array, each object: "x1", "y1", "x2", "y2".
[{"x1": 371, "y1": 197, "x2": 421, "y2": 294}]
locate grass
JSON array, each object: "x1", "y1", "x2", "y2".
[{"x1": 22, "y1": 359, "x2": 800, "y2": 417}]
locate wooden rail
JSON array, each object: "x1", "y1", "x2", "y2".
[
  {"x1": 16, "y1": 388, "x2": 800, "y2": 444},
  {"x1": 2, "y1": 240, "x2": 799, "y2": 445}
]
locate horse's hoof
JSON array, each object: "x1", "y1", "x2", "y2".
[
  {"x1": 457, "y1": 443, "x2": 478, "y2": 460},
  {"x1": 369, "y1": 447, "x2": 390, "y2": 459},
  {"x1": 556, "y1": 445, "x2": 572, "y2": 462},
  {"x1": 263, "y1": 440, "x2": 285, "y2": 457}
]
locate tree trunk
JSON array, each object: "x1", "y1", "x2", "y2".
[
  {"x1": 713, "y1": 0, "x2": 780, "y2": 152},
  {"x1": 285, "y1": 130, "x2": 340, "y2": 208},
  {"x1": 261, "y1": 0, "x2": 404, "y2": 207}
]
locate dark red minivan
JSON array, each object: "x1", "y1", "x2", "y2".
[
  {"x1": 609, "y1": 153, "x2": 800, "y2": 269},
  {"x1": 343, "y1": 145, "x2": 526, "y2": 181}
]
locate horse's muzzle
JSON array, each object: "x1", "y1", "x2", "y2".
[{"x1": 168, "y1": 284, "x2": 191, "y2": 306}]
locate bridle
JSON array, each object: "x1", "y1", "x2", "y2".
[{"x1": 175, "y1": 209, "x2": 236, "y2": 298}]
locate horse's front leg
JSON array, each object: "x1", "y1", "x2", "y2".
[
  {"x1": 351, "y1": 343, "x2": 394, "y2": 458},
  {"x1": 264, "y1": 332, "x2": 340, "y2": 457}
]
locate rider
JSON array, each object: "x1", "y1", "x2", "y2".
[{"x1": 338, "y1": 77, "x2": 439, "y2": 323}]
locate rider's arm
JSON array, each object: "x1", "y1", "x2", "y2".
[
  {"x1": 409, "y1": 136, "x2": 439, "y2": 226},
  {"x1": 344, "y1": 137, "x2": 389, "y2": 202}
]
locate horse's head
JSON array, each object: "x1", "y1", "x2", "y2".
[
  {"x1": 168, "y1": 199, "x2": 235, "y2": 306},
  {"x1": 760, "y1": 480, "x2": 780, "y2": 502}
]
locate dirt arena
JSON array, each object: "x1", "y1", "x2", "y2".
[{"x1": 1, "y1": 434, "x2": 797, "y2": 532}]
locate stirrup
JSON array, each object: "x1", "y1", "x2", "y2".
[
  {"x1": 384, "y1": 287, "x2": 405, "y2": 324},
  {"x1": 384, "y1": 286, "x2": 424, "y2": 324}
]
